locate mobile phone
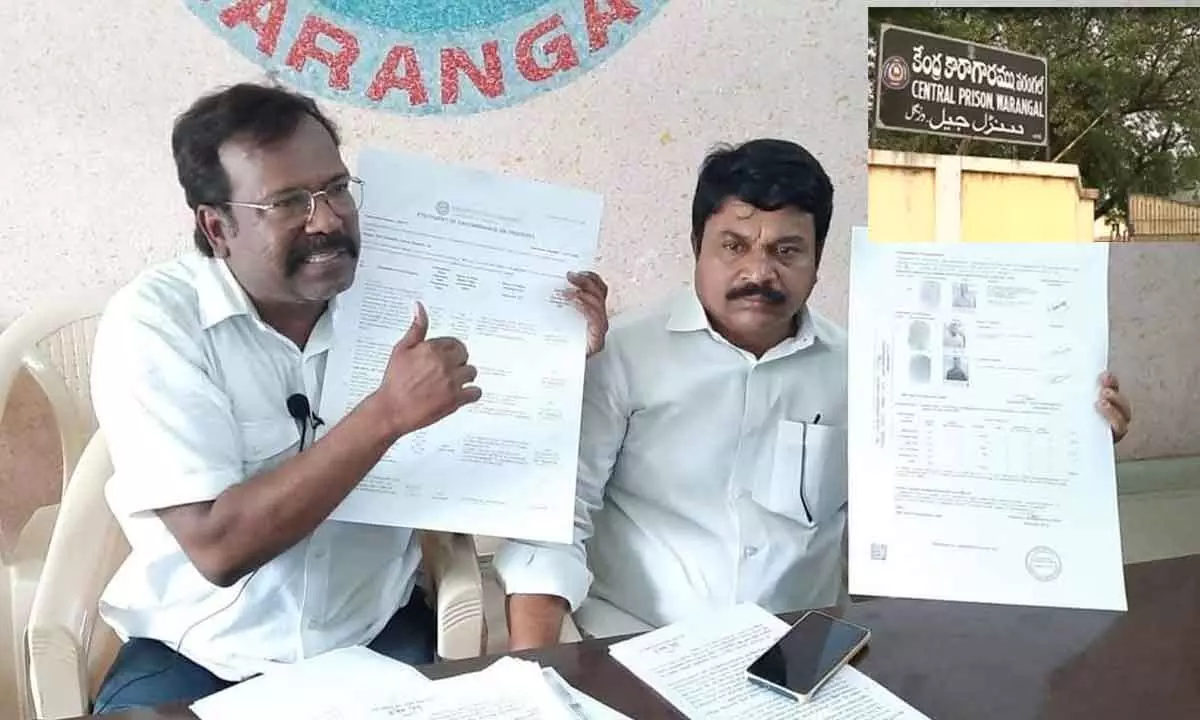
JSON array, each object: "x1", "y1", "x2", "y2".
[{"x1": 745, "y1": 611, "x2": 871, "y2": 702}]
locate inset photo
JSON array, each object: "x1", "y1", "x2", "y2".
[
  {"x1": 943, "y1": 320, "x2": 966, "y2": 350},
  {"x1": 951, "y1": 282, "x2": 976, "y2": 309},
  {"x1": 944, "y1": 354, "x2": 970, "y2": 383}
]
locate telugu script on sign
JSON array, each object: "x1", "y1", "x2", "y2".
[{"x1": 875, "y1": 23, "x2": 1049, "y2": 145}]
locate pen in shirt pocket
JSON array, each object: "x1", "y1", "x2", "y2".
[{"x1": 812, "y1": 413, "x2": 822, "y2": 425}]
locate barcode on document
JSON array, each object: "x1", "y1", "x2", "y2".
[{"x1": 870, "y1": 543, "x2": 888, "y2": 561}]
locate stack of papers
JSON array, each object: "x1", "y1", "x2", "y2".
[
  {"x1": 608, "y1": 604, "x2": 930, "y2": 719},
  {"x1": 190, "y1": 647, "x2": 629, "y2": 720}
]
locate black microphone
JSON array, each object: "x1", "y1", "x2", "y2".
[
  {"x1": 287, "y1": 393, "x2": 323, "y2": 450},
  {"x1": 286, "y1": 393, "x2": 310, "y2": 423}
]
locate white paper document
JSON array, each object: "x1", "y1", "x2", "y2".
[
  {"x1": 320, "y1": 148, "x2": 603, "y2": 543},
  {"x1": 541, "y1": 666, "x2": 633, "y2": 720},
  {"x1": 608, "y1": 603, "x2": 929, "y2": 719},
  {"x1": 190, "y1": 647, "x2": 429, "y2": 720},
  {"x1": 846, "y1": 227, "x2": 1126, "y2": 611},
  {"x1": 350, "y1": 656, "x2": 575, "y2": 719}
]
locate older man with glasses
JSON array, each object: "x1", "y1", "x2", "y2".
[{"x1": 88, "y1": 83, "x2": 608, "y2": 713}]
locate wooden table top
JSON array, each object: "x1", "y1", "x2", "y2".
[{"x1": 81, "y1": 553, "x2": 1200, "y2": 719}]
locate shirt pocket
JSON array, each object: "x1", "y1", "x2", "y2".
[
  {"x1": 238, "y1": 418, "x2": 301, "y2": 471},
  {"x1": 756, "y1": 420, "x2": 848, "y2": 525}
]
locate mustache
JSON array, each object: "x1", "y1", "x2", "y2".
[
  {"x1": 284, "y1": 232, "x2": 359, "y2": 275},
  {"x1": 727, "y1": 283, "x2": 787, "y2": 305}
]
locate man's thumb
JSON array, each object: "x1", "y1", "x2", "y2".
[{"x1": 398, "y1": 302, "x2": 428, "y2": 347}]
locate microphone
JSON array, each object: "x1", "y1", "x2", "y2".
[
  {"x1": 286, "y1": 393, "x2": 324, "y2": 450},
  {"x1": 286, "y1": 393, "x2": 310, "y2": 423}
]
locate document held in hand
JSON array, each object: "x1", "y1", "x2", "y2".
[
  {"x1": 608, "y1": 603, "x2": 930, "y2": 719},
  {"x1": 319, "y1": 149, "x2": 603, "y2": 543},
  {"x1": 846, "y1": 226, "x2": 1126, "y2": 611}
]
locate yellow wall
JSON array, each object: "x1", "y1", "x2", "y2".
[
  {"x1": 868, "y1": 150, "x2": 1099, "y2": 242},
  {"x1": 867, "y1": 163, "x2": 936, "y2": 242}
]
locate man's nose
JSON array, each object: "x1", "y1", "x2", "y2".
[{"x1": 740, "y1": 247, "x2": 778, "y2": 284}]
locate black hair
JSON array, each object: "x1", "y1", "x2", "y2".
[
  {"x1": 171, "y1": 83, "x2": 342, "y2": 256},
  {"x1": 690, "y1": 138, "x2": 834, "y2": 261}
]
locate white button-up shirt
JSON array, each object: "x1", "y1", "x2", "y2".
[
  {"x1": 495, "y1": 288, "x2": 849, "y2": 638},
  {"x1": 92, "y1": 253, "x2": 421, "y2": 681}
]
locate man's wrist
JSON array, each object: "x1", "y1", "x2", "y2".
[{"x1": 357, "y1": 391, "x2": 411, "y2": 442}]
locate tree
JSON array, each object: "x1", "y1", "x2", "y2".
[{"x1": 868, "y1": 7, "x2": 1200, "y2": 221}]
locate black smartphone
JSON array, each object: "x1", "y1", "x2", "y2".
[{"x1": 745, "y1": 611, "x2": 871, "y2": 702}]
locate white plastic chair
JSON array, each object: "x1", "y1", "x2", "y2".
[
  {"x1": 0, "y1": 289, "x2": 486, "y2": 718},
  {"x1": 26, "y1": 429, "x2": 488, "y2": 719},
  {"x1": 0, "y1": 289, "x2": 109, "y2": 720}
]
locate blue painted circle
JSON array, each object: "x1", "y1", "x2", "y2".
[{"x1": 316, "y1": 0, "x2": 551, "y2": 33}]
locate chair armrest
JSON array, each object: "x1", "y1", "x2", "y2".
[
  {"x1": 27, "y1": 432, "x2": 126, "y2": 720},
  {"x1": 420, "y1": 532, "x2": 485, "y2": 660},
  {"x1": 6, "y1": 504, "x2": 59, "y2": 719}
]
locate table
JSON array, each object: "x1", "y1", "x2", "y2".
[{"x1": 79, "y1": 553, "x2": 1200, "y2": 719}]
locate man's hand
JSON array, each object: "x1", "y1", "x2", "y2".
[
  {"x1": 566, "y1": 271, "x2": 609, "y2": 357},
  {"x1": 371, "y1": 302, "x2": 482, "y2": 435},
  {"x1": 1097, "y1": 371, "x2": 1132, "y2": 444}
]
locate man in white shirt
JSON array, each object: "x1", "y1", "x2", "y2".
[
  {"x1": 90, "y1": 83, "x2": 608, "y2": 713},
  {"x1": 495, "y1": 139, "x2": 1134, "y2": 648}
]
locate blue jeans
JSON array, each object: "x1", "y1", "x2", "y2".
[{"x1": 93, "y1": 588, "x2": 436, "y2": 714}]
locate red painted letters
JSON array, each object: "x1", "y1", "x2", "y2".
[
  {"x1": 440, "y1": 42, "x2": 504, "y2": 104},
  {"x1": 584, "y1": 0, "x2": 640, "y2": 52},
  {"x1": 368, "y1": 46, "x2": 429, "y2": 105},
  {"x1": 219, "y1": 0, "x2": 288, "y2": 56},
  {"x1": 516, "y1": 14, "x2": 580, "y2": 82},
  {"x1": 207, "y1": 0, "x2": 656, "y2": 110},
  {"x1": 285, "y1": 15, "x2": 361, "y2": 91}
]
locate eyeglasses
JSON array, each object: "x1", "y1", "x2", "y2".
[{"x1": 226, "y1": 176, "x2": 364, "y2": 226}]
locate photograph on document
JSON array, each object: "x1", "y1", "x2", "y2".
[{"x1": 846, "y1": 227, "x2": 1126, "y2": 612}]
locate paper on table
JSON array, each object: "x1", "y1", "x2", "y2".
[
  {"x1": 540, "y1": 666, "x2": 633, "y2": 720},
  {"x1": 608, "y1": 603, "x2": 929, "y2": 719},
  {"x1": 320, "y1": 148, "x2": 603, "y2": 543},
  {"x1": 348, "y1": 655, "x2": 574, "y2": 719},
  {"x1": 190, "y1": 647, "x2": 429, "y2": 720},
  {"x1": 846, "y1": 226, "x2": 1126, "y2": 611}
]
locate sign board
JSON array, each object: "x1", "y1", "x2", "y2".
[
  {"x1": 875, "y1": 24, "x2": 1049, "y2": 146},
  {"x1": 185, "y1": 0, "x2": 666, "y2": 116}
]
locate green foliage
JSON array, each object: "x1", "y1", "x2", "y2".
[{"x1": 868, "y1": 8, "x2": 1200, "y2": 220}]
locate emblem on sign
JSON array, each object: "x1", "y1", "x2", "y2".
[
  {"x1": 880, "y1": 55, "x2": 909, "y2": 91},
  {"x1": 185, "y1": 0, "x2": 667, "y2": 116}
]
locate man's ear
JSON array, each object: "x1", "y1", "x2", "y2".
[{"x1": 197, "y1": 205, "x2": 235, "y2": 258}]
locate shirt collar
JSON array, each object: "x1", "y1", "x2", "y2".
[
  {"x1": 194, "y1": 255, "x2": 339, "y2": 355},
  {"x1": 665, "y1": 286, "x2": 820, "y2": 356},
  {"x1": 195, "y1": 256, "x2": 255, "y2": 331}
]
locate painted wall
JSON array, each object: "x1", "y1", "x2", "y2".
[
  {"x1": 0, "y1": 0, "x2": 866, "y2": 546},
  {"x1": 1107, "y1": 242, "x2": 1200, "y2": 462},
  {"x1": 868, "y1": 150, "x2": 1097, "y2": 243}
]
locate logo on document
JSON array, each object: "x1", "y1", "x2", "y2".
[
  {"x1": 880, "y1": 55, "x2": 909, "y2": 91},
  {"x1": 185, "y1": 0, "x2": 668, "y2": 116},
  {"x1": 1025, "y1": 546, "x2": 1062, "y2": 582},
  {"x1": 435, "y1": 200, "x2": 452, "y2": 216}
]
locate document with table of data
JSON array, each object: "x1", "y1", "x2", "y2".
[
  {"x1": 318, "y1": 148, "x2": 603, "y2": 543},
  {"x1": 846, "y1": 227, "x2": 1127, "y2": 611}
]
